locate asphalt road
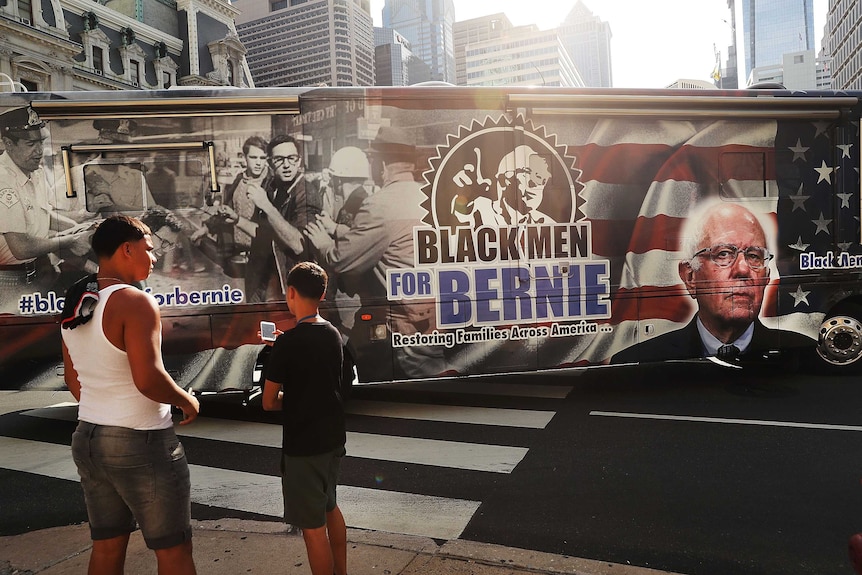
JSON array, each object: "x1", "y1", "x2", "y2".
[
  {"x1": 2, "y1": 362, "x2": 862, "y2": 575},
  {"x1": 462, "y1": 362, "x2": 862, "y2": 575}
]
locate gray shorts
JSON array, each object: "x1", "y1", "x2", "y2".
[
  {"x1": 281, "y1": 446, "x2": 345, "y2": 529},
  {"x1": 71, "y1": 421, "x2": 192, "y2": 549}
]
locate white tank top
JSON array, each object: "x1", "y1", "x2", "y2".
[{"x1": 61, "y1": 284, "x2": 172, "y2": 430}]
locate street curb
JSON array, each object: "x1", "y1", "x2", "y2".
[{"x1": 194, "y1": 519, "x2": 687, "y2": 575}]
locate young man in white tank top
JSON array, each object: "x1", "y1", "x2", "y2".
[{"x1": 61, "y1": 215, "x2": 200, "y2": 575}]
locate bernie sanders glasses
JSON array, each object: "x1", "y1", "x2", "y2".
[{"x1": 692, "y1": 244, "x2": 773, "y2": 270}]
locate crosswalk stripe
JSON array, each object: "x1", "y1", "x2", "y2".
[
  {"x1": 0, "y1": 436, "x2": 480, "y2": 540},
  {"x1": 30, "y1": 400, "x2": 557, "y2": 430},
  {"x1": 346, "y1": 400, "x2": 556, "y2": 429},
  {"x1": 346, "y1": 432, "x2": 526, "y2": 473},
  {"x1": 25, "y1": 405, "x2": 530, "y2": 473},
  {"x1": 0, "y1": 435, "x2": 80, "y2": 481},
  {"x1": 338, "y1": 486, "x2": 480, "y2": 540},
  {"x1": 186, "y1": 465, "x2": 480, "y2": 539}
]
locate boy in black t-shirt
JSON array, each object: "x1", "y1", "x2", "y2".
[{"x1": 262, "y1": 261, "x2": 347, "y2": 575}]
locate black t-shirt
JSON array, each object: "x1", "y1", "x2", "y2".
[{"x1": 266, "y1": 321, "x2": 346, "y2": 456}]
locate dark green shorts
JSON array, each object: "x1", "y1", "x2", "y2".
[{"x1": 280, "y1": 445, "x2": 345, "y2": 529}]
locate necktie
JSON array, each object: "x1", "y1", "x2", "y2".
[{"x1": 717, "y1": 344, "x2": 740, "y2": 361}]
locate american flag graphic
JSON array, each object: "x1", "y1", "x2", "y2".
[{"x1": 562, "y1": 96, "x2": 860, "y2": 364}]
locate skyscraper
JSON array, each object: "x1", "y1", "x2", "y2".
[
  {"x1": 453, "y1": 14, "x2": 514, "y2": 86},
  {"x1": 719, "y1": 0, "x2": 739, "y2": 89},
  {"x1": 825, "y1": 0, "x2": 862, "y2": 89},
  {"x1": 735, "y1": 0, "x2": 815, "y2": 79},
  {"x1": 382, "y1": 0, "x2": 456, "y2": 83},
  {"x1": 558, "y1": 1, "x2": 612, "y2": 88},
  {"x1": 462, "y1": 25, "x2": 584, "y2": 88},
  {"x1": 235, "y1": 0, "x2": 374, "y2": 87},
  {"x1": 374, "y1": 27, "x2": 431, "y2": 85}
]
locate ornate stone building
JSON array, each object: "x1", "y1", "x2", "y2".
[{"x1": 0, "y1": 0, "x2": 254, "y2": 91}]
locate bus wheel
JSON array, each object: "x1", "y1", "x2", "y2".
[{"x1": 816, "y1": 307, "x2": 862, "y2": 372}]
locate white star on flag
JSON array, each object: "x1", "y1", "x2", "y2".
[
  {"x1": 789, "y1": 237, "x2": 810, "y2": 251},
  {"x1": 789, "y1": 183, "x2": 809, "y2": 211},
  {"x1": 789, "y1": 139, "x2": 809, "y2": 162},
  {"x1": 813, "y1": 121, "x2": 831, "y2": 138},
  {"x1": 813, "y1": 212, "x2": 832, "y2": 235},
  {"x1": 790, "y1": 285, "x2": 811, "y2": 308},
  {"x1": 815, "y1": 161, "x2": 833, "y2": 184}
]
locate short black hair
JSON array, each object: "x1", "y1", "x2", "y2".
[
  {"x1": 267, "y1": 134, "x2": 301, "y2": 157},
  {"x1": 287, "y1": 261, "x2": 327, "y2": 300},
  {"x1": 91, "y1": 215, "x2": 151, "y2": 258}
]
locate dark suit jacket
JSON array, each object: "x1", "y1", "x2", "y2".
[{"x1": 611, "y1": 316, "x2": 815, "y2": 364}]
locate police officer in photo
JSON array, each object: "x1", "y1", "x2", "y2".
[
  {"x1": 306, "y1": 127, "x2": 447, "y2": 379},
  {"x1": 0, "y1": 105, "x2": 91, "y2": 292},
  {"x1": 84, "y1": 118, "x2": 159, "y2": 213}
]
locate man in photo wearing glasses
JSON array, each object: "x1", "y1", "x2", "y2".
[
  {"x1": 612, "y1": 202, "x2": 814, "y2": 364},
  {"x1": 242, "y1": 134, "x2": 322, "y2": 302}
]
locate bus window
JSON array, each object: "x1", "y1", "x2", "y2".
[
  {"x1": 83, "y1": 160, "x2": 150, "y2": 213},
  {"x1": 77, "y1": 154, "x2": 209, "y2": 214},
  {"x1": 143, "y1": 157, "x2": 207, "y2": 209},
  {"x1": 719, "y1": 151, "x2": 773, "y2": 199}
]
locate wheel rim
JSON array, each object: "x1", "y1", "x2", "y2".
[{"x1": 817, "y1": 314, "x2": 862, "y2": 366}]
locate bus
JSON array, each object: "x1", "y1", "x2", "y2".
[{"x1": 1, "y1": 85, "x2": 860, "y2": 398}]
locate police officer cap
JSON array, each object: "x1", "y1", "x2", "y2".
[
  {"x1": 93, "y1": 118, "x2": 138, "y2": 142},
  {"x1": 0, "y1": 105, "x2": 46, "y2": 141}
]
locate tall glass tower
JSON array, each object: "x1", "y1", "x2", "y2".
[
  {"x1": 738, "y1": 0, "x2": 815, "y2": 78},
  {"x1": 558, "y1": 1, "x2": 613, "y2": 88},
  {"x1": 382, "y1": 0, "x2": 456, "y2": 83}
]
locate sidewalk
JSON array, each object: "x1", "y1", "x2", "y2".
[{"x1": 0, "y1": 519, "x2": 686, "y2": 575}]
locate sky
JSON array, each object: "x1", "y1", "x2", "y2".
[{"x1": 369, "y1": 0, "x2": 829, "y2": 88}]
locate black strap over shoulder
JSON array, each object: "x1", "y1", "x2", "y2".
[{"x1": 60, "y1": 273, "x2": 99, "y2": 330}]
